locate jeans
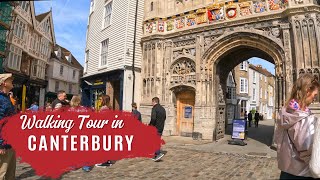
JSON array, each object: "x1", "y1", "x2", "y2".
[{"x1": 155, "y1": 132, "x2": 162, "y2": 156}]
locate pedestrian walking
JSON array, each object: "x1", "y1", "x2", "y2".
[
  {"x1": 132, "y1": 102, "x2": 142, "y2": 122},
  {"x1": 0, "y1": 73, "x2": 17, "y2": 179},
  {"x1": 275, "y1": 73, "x2": 319, "y2": 179},
  {"x1": 248, "y1": 111, "x2": 252, "y2": 127},
  {"x1": 95, "y1": 95, "x2": 114, "y2": 168},
  {"x1": 51, "y1": 90, "x2": 70, "y2": 111},
  {"x1": 149, "y1": 97, "x2": 166, "y2": 162},
  {"x1": 68, "y1": 95, "x2": 92, "y2": 172},
  {"x1": 254, "y1": 112, "x2": 260, "y2": 128}
]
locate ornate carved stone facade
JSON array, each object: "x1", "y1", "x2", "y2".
[{"x1": 140, "y1": 0, "x2": 320, "y2": 141}]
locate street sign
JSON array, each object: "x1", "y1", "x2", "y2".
[{"x1": 232, "y1": 119, "x2": 246, "y2": 140}]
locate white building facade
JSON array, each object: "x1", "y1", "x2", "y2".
[
  {"x1": 82, "y1": 0, "x2": 144, "y2": 111},
  {"x1": 46, "y1": 45, "x2": 83, "y2": 102}
]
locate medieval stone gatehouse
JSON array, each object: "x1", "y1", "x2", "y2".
[{"x1": 140, "y1": 0, "x2": 320, "y2": 140}]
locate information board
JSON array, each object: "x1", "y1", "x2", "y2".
[{"x1": 232, "y1": 119, "x2": 246, "y2": 140}]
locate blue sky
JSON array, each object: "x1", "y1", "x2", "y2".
[
  {"x1": 34, "y1": 0, "x2": 89, "y2": 66},
  {"x1": 34, "y1": 1, "x2": 275, "y2": 74},
  {"x1": 248, "y1": 57, "x2": 275, "y2": 75}
]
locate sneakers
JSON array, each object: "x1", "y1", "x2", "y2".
[
  {"x1": 82, "y1": 166, "x2": 91, "y2": 172},
  {"x1": 95, "y1": 162, "x2": 113, "y2": 168},
  {"x1": 152, "y1": 153, "x2": 165, "y2": 162}
]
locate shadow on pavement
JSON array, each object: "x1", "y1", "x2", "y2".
[{"x1": 225, "y1": 120, "x2": 274, "y2": 146}]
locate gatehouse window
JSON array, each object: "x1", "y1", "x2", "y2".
[{"x1": 151, "y1": 2, "x2": 154, "y2": 11}]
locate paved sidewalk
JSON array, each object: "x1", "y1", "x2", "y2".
[
  {"x1": 15, "y1": 120, "x2": 280, "y2": 179},
  {"x1": 163, "y1": 119, "x2": 276, "y2": 157}
]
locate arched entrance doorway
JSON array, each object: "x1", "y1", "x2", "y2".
[
  {"x1": 170, "y1": 85, "x2": 196, "y2": 136},
  {"x1": 176, "y1": 90, "x2": 195, "y2": 136},
  {"x1": 203, "y1": 31, "x2": 286, "y2": 141}
]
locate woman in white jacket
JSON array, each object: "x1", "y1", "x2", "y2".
[{"x1": 275, "y1": 73, "x2": 319, "y2": 179}]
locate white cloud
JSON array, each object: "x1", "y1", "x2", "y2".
[{"x1": 34, "y1": 0, "x2": 89, "y2": 65}]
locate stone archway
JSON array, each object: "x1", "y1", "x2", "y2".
[{"x1": 202, "y1": 31, "x2": 287, "y2": 141}]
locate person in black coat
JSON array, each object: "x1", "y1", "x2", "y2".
[
  {"x1": 254, "y1": 112, "x2": 260, "y2": 128},
  {"x1": 248, "y1": 111, "x2": 253, "y2": 127},
  {"x1": 149, "y1": 97, "x2": 166, "y2": 162}
]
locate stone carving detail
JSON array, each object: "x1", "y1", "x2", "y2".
[
  {"x1": 283, "y1": 31, "x2": 290, "y2": 49},
  {"x1": 218, "y1": 84, "x2": 225, "y2": 104},
  {"x1": 170, "y1": 59, "x2": 196, "y2": 87},
  {"x1": 271, "y1": 27, "x2": 281, "y2": 37},
  {"x1": 172, "y1": 59, "x2": 196, "y2": 75},
  {"x1": 173, "y1": 39, "x2": 196, "y2": 48},
  {"x1": 204, "y1": 36, "x2": 218, "y2": 51},
  {"x1": 157, "y1": 42, "x2": 162, "y2": 49},
  {"x1": 173, "y1": 48, "x2": 196, "y2": 59},
  {"x1": 259, "y1": 26, "x2": 281, "y2": 38},
  {"x1": 316, "y1": 14, "x2": 320, "y2": 26}
]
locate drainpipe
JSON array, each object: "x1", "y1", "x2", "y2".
[{"x1": 132, "y1": 0, "x2": 138, "y2": 104}]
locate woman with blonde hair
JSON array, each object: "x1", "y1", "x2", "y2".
[
  {"x1": 95, "y1": 94, "x2": 113, "y2": 168},
  {"x1": 68, "y1": 95, "x2": 92, "y2": 172},
  {"x1": 70, "y1": 95, "x2": 81, "y2": 108},
  {"x1": 276, "y1": 73, "x2": 319, "y2": 179}
]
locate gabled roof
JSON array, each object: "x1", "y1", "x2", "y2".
[
  {"x1": 35, "y1": 9, "x2": 56, "y2": 45},
  {"x1": 35, "y1": 11, "x2": 50, "y2": 22},
  {"x1": 249, "y1": 64, "x2": 274, "y2": 77},
  {"x1": 51, "y1": 44, "x2": 83, "y2": 70}
]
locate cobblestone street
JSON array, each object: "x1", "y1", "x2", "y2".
[
  {"x1": 16, "y1": 147, "x2": 280, "y2": 180},
  {"x1": 16, "y1": 120, "x2": 280, "y2": 180}
]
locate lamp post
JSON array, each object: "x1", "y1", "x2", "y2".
[{"x1": 132, "y1": 0, "x2": 138, "y2": 104}]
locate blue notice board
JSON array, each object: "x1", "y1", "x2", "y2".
[
  {"x1": 184, "y1": 106, "x2": 192, "y2": 118},
  {"x1": 232, "y1": 119, "x2": 246, "y2": 140}
]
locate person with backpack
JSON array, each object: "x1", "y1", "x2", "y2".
[{"x1": 275, "y1": 73, "x2": 319, "y2": 179}]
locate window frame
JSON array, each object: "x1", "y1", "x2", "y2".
[
  {"x1": 240, "y1": 77, "x2": 248, "y2": 93},
  {"x1": 103, "y1": 1, "x2": 113, "y2": 28},
  {"x1": 84, "y1": 50, "x2": 89, "y2": 73},
  {"x1": 7, "y1": 45, "x2": 22, "y2": 71},
  {"x1": 99, "y1": 39, "x2": 109, "y2": 68},
  {"x1": 60, "y1": 65, "x2": 64, "y2": 76},
  {"x1": 90, "y1": 0, "x2": 95, "y2": 14},
  {"x1": 239, "y1": 61, "x2": 247, "y2": 71}
]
